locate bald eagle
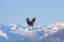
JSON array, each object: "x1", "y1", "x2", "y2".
[{"x1": 26, "y1": 17, "x2": 36, "y2": 26}]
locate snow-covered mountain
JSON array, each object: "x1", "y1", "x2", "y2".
[{"x1": 0, "y1": 22, "x2": 64, "y2": 42}]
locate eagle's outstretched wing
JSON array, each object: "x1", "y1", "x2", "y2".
[
  {"x1": 31, "y1": 17, "x2": 36, "y2": 23},
  {"x1": 26, "y1": 18, "x2": 30, "y2": 24}
]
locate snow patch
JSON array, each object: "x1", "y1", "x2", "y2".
[
  {"x1": 0, "y1": 30, "x2": 8, "y2": 39},
  {"x1": 47, "y1": 22, "x2": 64, "y2": 34},
  {"x1": 10, "y1": 27, "x2": 34, "y2": 36},
  {"x1": 10, "y1": 24, "x2": 19, "y2": 30}
]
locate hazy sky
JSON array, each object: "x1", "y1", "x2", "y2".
[{"x1": 0, "y1": 0, "x2": 64, "y2": 26}]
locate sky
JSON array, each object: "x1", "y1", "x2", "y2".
[{"x1": 0, "y1": 0, "x2": 64, "y2": 26}]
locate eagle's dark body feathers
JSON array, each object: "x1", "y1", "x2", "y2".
[{"x1": 26, "y1": 17, "x2": 36, "y2": 26}]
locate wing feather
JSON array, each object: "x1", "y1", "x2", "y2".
[
  {"x1": 31, "y1": 17, "x2": 36, "y2": 23},
  {"x1": 26, "y1": 18, "x2": 30, "y2": 24}
]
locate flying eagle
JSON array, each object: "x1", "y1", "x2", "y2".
[{"x1": 26, "y1": 17, "x2": 36, "y2": 26}]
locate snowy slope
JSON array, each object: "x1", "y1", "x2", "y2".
[{"x1": 0, "y1": 22, "x2": 64, "y2": 42}]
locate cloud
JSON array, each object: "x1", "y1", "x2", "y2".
[{"x1": 0, "y1": 30, "x2": 8, "y2": 39}]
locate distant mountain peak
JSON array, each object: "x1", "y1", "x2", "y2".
[{"x1": 47, "y1": 22, "x2": 64, "y2": 35}]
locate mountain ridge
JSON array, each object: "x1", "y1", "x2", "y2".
[{"x1": 0, "y1": 22, "x2": 64, "y2": 42}]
